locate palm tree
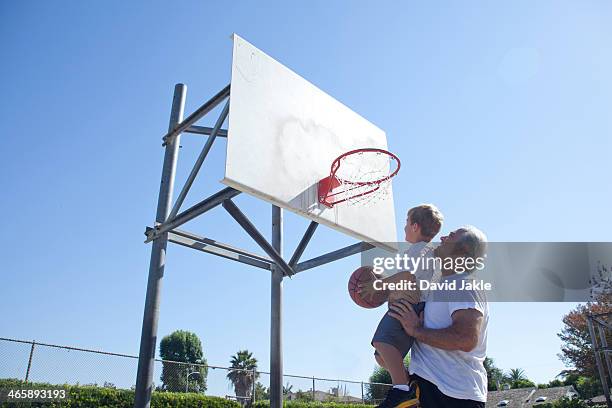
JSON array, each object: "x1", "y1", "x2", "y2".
[
  {"x1": 227, "y1": 350, "x2": 259, "y2": 403},
  {"x1": 507, "y1": 368, "x2": 527, "y2": 383}
]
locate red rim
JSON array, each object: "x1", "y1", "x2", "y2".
[
  {"x1": 318, "y1": 148, "x2": 400, "y2": 207},
  {"x1": 330, "y1": 148, "x2": 400, "y2": 185}
]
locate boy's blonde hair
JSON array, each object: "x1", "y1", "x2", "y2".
[{"x1": 408, "y1": 204, "x2": 444, "y2": 241}]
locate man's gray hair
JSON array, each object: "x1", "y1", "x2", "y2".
[{"x1": 457, "y1": 225, "x2": 488, "y2": 260}]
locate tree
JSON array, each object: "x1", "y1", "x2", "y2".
[
  {"x1": 227, "y1": 350, "x2": 259, "y2": 403},
  {"x1": 506, "y1": 368, "x2": 527, "y2": 383},
  {"x1": 551, "y1": 372, "x2": 603, "y2": 399},
  {"x1": 503, "y1": 368, "x2": 536, "y2": 389},
  {"x1": 365, "y1": 355, "x2": 410, "y2": 402},
  {"x1": 511, "y1": 379, "x2": 536, "y2": 389},
  {"x1": 548, "y1": 379, "x2": 563, "y2": 388},
  {"x1": 253, "y1": 382, "x2": 269, "y2": 401},
  {"x1": 558, "y1": 294, "x2": 612, "y2": 377},
  {"x1": 556, "y1": 294, "x2": 612, "y2": 399},
  {"x1": 294, "y1": 389, "x2": 314, "y2": 402},
  {"x1": 573, "y1": 376, "x2": 602, "y2": 399},
  {"x1": 159, "y1": 330, "x2": 207, "y2": 392},
  {"x1": 484, "y1": 357, "x2": 504, "y2": 391}
]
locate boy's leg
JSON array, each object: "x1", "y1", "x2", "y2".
[
  {"x1": 374, "y1": 350, "x2": 386, "y2": 369},
  {"x1": 370, "y1": 304, "x2": 426, "y2": 408},
  {"x1": 373, "y1": 342, "x2": 408, "y2": 385},
  {"x1": 372, "y1": 303, "x2": 425, "y2": 385}
]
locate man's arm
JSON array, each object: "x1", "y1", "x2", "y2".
[
  {"x1": 388, "y1": 300, "x2": 483, "y2": 352},
  {"x1": 414, "y1": 309, "x2": 482, "y2": 352}
]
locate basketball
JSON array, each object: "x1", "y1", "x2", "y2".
[{"x1": 348, "y1": 266, "x2": 387, "y2": 308}]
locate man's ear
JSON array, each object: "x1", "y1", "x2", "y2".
[
  {"x1": 456, "y1": 242, "x2": 470, "y2": 257},
  {"x1": 411, "y1": 223, "x2": 420, "y2": 233}
]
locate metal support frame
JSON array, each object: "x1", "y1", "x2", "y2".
[
  {"x1": 145, "y1": 187, "x2": 241, "y2": 242},
  {"x1": 135, "y1": 83, "x2": 375, "y2": 408},
  {"x1": 168, "y1": 100, "x2": 230, "y2": 220},
  {"x1": 135, "y1": 84, "x2": 186, "y2": 408},
  {"x1": 289, "y1": 221, "x2": 318, "y2": 267},
  {"x1": 270, "y1": 205, "x2": 283, "y2": 408},
  {"x1": 587, "y1": 314, "x2": 612, "y2": 407},
  {"x1": 165, "y1": 228, "x2": 272, "y2": 270},
  {"x1": 593, "y1": 316, "x2": 612, "y2": 331},
  {"x1": 162, "y1": 84, "x2": 230, "y2": 145},
  {"x1": 598, "y1": 325, "x2": 612, "y2": 380},
  {"x1": 186, "y1": 125, "x2": 228, "y2": 138},
  {"x1": 222, "y1": 199, "x2": 295, "y2": 277},
  {"x1": 296, "y1": 242, "x2": 375, "y2": 273}
]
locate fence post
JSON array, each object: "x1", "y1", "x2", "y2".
[
  {"x1": 361, "y1": 382, "x2": 364, "y2": 404},
  {"x1": 312, "y1": 377, "x2": 315, "y2": 401},
  {"x1": 24, "y1": 340, "x2": 35, "y2": 383}
]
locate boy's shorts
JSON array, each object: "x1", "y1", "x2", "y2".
[{"x1": 371, "y1": 302, "x2": 426, "y2": 358}]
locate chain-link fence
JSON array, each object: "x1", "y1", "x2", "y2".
[{"x1": 0, "y1": 337, "x2": 391, "y2": 404}]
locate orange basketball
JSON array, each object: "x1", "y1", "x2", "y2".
[{"x1": 348, "y1": 266, "x2": 387, "y2": 308}]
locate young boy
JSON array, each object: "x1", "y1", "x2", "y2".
[{"x1": 360, "y1": 204, "x2": 443, "y2": 408}]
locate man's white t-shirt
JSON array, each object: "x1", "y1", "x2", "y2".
[{"x1": 409, "y1": 272, "x2": 489, "y2": 402}]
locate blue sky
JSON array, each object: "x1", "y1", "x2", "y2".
[{"x1": 1, "y1": 0, "x2": 611, "y2": 392}]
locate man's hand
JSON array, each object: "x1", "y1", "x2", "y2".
[
  {"x1": 390, "y1": 302, "x2": 484, "y2": 352},
  {"x1": 357, "y1": 280, "x2": 380, "y2": 302},
  {"x1": 388, "y1": 299, "x2": 423, "y2": 337}
]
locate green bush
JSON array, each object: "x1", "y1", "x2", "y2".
[
  {"x1": 0, "y1": 378, "x2": 241, "y2": 408},
  {"x1": 534, "y1": 397, "x2": 599, "y2": 408},
  {"x1": 253, "y1": 402, "x2": 374, "y2": 408}
]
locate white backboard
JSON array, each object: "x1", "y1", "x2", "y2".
[{"x1": 222, "y1": 35, "x2": 398, "y2": 251}]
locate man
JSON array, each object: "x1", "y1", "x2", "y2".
[{"x1": 389, "y1": 226, "x2": 489, "y2": 408}]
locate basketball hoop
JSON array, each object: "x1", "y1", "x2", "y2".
[{"x1": 318, "y1": 148, "x2": 400, "y2": 208}]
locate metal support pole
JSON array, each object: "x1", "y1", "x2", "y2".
[
  {"x1": 598, "y1": 325, "x2": 612, "y2": 387},
  {"x1": 587, "y1": 315, "x2": 611, "y2": 406},
  {"x1": 270, "y1": 205, "x2": 283, "y2": 408},
  {"x1": 134, "y1": 84, "x2": 186, "y2": 408},
  {"x1": 24, "y1": 340, "x2": 35, "y2": 383}
]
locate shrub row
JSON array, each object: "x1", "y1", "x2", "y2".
[
  {"x1": 0, "y1": 378, "x2": 241, "y2": 408},
  {"x1": 253, "y1": 402, "x2": 374, "y2": 408}
]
